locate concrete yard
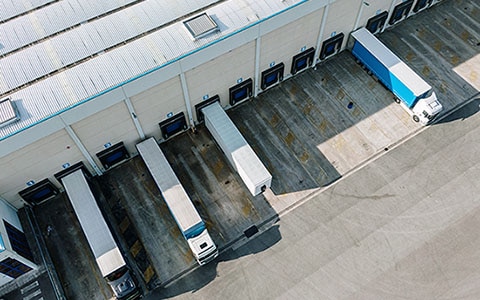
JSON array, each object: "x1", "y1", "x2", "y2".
[
  {"x1": 32, "y1": 193, "x2": 113, "y2": 300},
  {"x1": 378, "y1": 1, "x2": 479, "y2": 111},
  {"x1": 97, "y1": 139, "x2": 278, "y2": 287},
  {"x1": 21, "y1": 0, "x2": 480, "y2": 299},
  {"x1": 96, "y1": 49, "x2": 428, "y2": 289},
  {"x1": 153, "y1": 88, "x2": 480, "y2": 300}
]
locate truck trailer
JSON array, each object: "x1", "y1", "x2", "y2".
[
  {"x1": 60, "y1": 169, "x2": 139, "y2": 300},
  {"x1": 201, "y1": 101, "x2": 272, "y2": 196},
  {"x1": 350, "y1": 27, "x2": 442, "y2": 124},
  {"x1": 136, "y1": 137, "x2": 218, "y2": 265}
]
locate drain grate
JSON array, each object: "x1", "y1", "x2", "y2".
[{"x1": 244, "y1": 225, "x2": 259, "y2": 238}]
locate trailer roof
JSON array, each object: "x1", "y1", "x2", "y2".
[
  {"x1": 202, "y1": 101, "x2": 271, "y2": 182},
  {"x1": 351, "y1": 28, "x2": 431, "y2": 96},
  {"x1": 62, "y1": 169, "x2": 126, "y2": 277},
  {"x1": 136, "y1": 138, "x2": 203, "y2": 232},
  {"x1": 0, "y1": 0, "x2": 305, "y2": 140}
]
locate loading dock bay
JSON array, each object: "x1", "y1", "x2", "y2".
[{"x1": 25, "y1": 1, "x2": 480, "y2": 299}]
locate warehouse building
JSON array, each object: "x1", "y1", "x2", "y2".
[
  {"x1": 0, "y1": 201, "x2": 37, "y2": 285},
  {"x1": 0, "y1": 0, "x2": 442, "y2": 282}
]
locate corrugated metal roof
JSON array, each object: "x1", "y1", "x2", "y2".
[
  {"x1": 0, "y1": 0, "x2": 57, "y2": 22},
  {"x1": 0, "y1": 0, "x2": 139, "y2": 55},
  {"x1": 0, "y1": 0, "x2": 305, "y2": 140},
  {"x1": 0, "y1": 0, "x2": 222, "y2": 95}
]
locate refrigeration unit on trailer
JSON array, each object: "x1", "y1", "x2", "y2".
[
  {"x1": 136, "y1": 137, "x2": 218, "y2": 265},
  {"x1": 60, "y1": 169, "x2": 138, "y2": 300},
  {"x1": 201, "y1": 101, "x2": 272, "y2": 196},
  {"x1": 350, "y1": 27, "x2": 442, "y2": 124}
]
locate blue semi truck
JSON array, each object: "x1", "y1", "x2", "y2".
[{"x1": 350, "y1": 28, "x2": 442, "y2": 125}]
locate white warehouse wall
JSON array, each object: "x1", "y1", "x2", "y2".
[
  {"x1": 384, "y1": 0, "x2": 414, "y2": 30},
  {"x1": 0, "y1": 198, "x2": 35, "y2": 261},
  {"x1": 0, "y1": 198, "x2": 37, "y2": 284},
  {"x1": 353, "y1": 0, "x2": 395, "y2": 31},
  {"x1": 0, "y1": 199, "x2": 21, "y2": 243},
  {"x1": 0, "y1": 130, "x2": 84, "y2": 208},
  {"x1": 71, "y1": 101, "x2": 140, "y2": 169},
  {"x1": 131, "y1": 76, "x2": 186, "y2": 141},
  {"x1": 0, "y1": 0, "x2": 435, "y2": 208},
  {"x1": 186, "y1": 41, "x2": 256, "y2": 112},
  {"x1": 259, "y1": 7, "x2": 324, "y2": 77},
  {"x1": 320, "y1": 0, "x2": 359, "y2": 54}
]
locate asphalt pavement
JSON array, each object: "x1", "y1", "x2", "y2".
[
  {"x1": 1, "y1": 268, "x2": 58, "y2": 300},
  {"x1": 2, "y1": 1, "x2": 478, "y2": 299},
  {"x1": 147, "y1": 98, "x2": 480, "y2": 299}
]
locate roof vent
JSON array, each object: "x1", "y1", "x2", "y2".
[
  {"x1": 0, "y1": 98, "x2": 19, "y2": 128},
  {"x1": 183, "y1": 13, "x2": 219, "y2": 40}
]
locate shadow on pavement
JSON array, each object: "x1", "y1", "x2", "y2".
[
  {"x1": 146, "y1": 224, "x2": 282, "y2": 299},
  {"x1": 436, "y1": 97, "x2": 480, "y2": 124},
  {"x1": 32, "y1": 193, "x2": 113, "y2": 300}
]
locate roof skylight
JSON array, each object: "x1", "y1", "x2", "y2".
[
  {"x1": 0, "y1": 98, "x2": 19, "y2": 127},
  {"x1": 183, "y1": 13, "x2": 219, "y2": 39}
]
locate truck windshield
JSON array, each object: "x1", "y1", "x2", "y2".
[
  {"x1": 422, "y1": 89, "x2": 433, "y2": 99},
  {"x1": 106, "y1": 266, "x2": 128, "y2": 281},
  {"x1": 184, "y1": 222, "x2": 206, "y2": 239}
]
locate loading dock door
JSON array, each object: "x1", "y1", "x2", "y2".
[
  {"x1": 202, "y1": 101, "x2": 271, "y2": 196},
  {"x1": 366, "y1": 11, "x2": 388, "y2": 34},
  {"x1": 320, "y1": 33, "x2": 344, "y2": 60},
  {"x1": 388, "y1": 0, "x2": 414, "y2": 25}
]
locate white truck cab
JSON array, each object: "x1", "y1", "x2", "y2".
[
  {"x1": 409, "y1": 90, "x2": 443, "y2": 125},
  {"x1": 188, "y1": 229, "x2": 219, "y2": 265}
]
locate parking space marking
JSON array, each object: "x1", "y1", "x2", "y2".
[
  {"x1": 130, "y1": 239, "x2": 142, "y2": 257},
  {"x1": 119, "y1": 216, "x2": 130, "y2": 234},
  {"x1": 20, "y1": 281, "x2": 39, "y2": 294},
  {"x1": 22, "y1": 288, "x2": 41, "y2": 300},
  {"x1": 143, "y1": 265, "x2": 155, "y2": 283}
]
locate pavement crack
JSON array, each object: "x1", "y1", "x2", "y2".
[{"x1": 334, "y1": 193, "x2": 397, "y2": 201}]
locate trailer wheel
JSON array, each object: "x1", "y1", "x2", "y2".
[
  {"x1": 394, "y1": 97, "x2": 401, "y2": 104},
  {"x1": 413, "y1": 115, "x2": 420, "y2": 122}
]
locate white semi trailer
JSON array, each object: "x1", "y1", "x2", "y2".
[
  {"x1": 201, "y1": 101, "x2": 272, "y2": 196},
  {"x1": 136, "y1": 137, "x2": 218, "y2": 265},
  {"x1": 61, "y1": 169, "x2": 138, "y2": 300}
]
